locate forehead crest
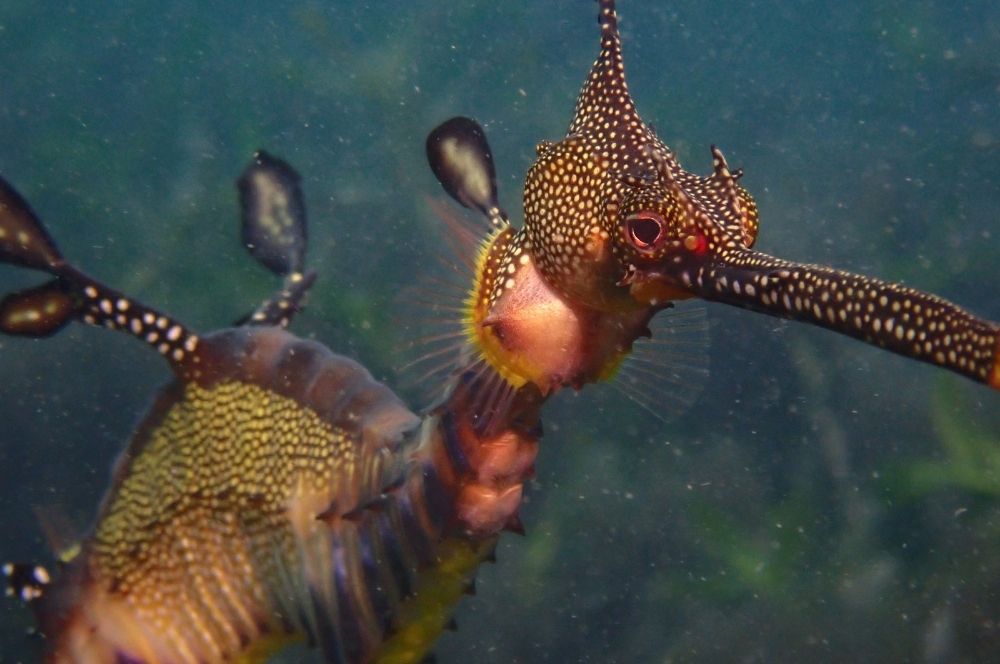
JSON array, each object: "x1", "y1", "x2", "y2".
[
  {"x1": 565, "y1": 1, "x2": 662, "y2": 182},
  {"x1": 568, "y1": 1, "x2": 631, "y2": 135},
  {"x1": 519, "y1": 0, "x2": 759, "y2": 311}
]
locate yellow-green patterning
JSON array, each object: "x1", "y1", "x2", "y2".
[
  {"x1": 52, "y1": 329, "x2": 423, "y2": 662},
  {"x1": 0, "y1": 152, "x2": 539, "y2": 663}
]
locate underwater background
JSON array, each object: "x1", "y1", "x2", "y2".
[{"x1": 1, "y1": 1, "x2": 999, "y2": 662}]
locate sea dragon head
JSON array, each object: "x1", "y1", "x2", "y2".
[
  {"x1": 524, "y1": 1, "x2": 758, "y2": 315},
  {"x1": 426, "y1": 0, "x2": 1000, "y2": 402},
  {"x1": 427, "y1": 112, "x2": 658, "y2": 399},
  {"x1": 425, "y1": 1, "x2": 749, "y2": 400}
]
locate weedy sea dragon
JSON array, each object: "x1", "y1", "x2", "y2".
[{"x1": 2, "y1": 1, "x2": 999, "y2": 663}]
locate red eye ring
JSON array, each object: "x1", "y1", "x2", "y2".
[{"x1": 625, "y1": 212, "x2": 665, "y2": 251}]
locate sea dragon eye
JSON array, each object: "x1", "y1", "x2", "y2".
[{"x1": 625, "y1": 212, "x2": 665, "y2": 252}]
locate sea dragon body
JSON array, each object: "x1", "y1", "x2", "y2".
[
  {"x1": 0, "y1": 152, "x2": 541, "y2": 663},
  {"x1": 2, "y1": 1, "x2": 999, "y2": 663}
]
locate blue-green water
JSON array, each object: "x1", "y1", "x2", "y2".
[{"x1": 1, "y1": 2, "x2": 999, "y2": 662}]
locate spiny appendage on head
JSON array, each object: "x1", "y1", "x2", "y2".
[
  {"x1": 611, "y1": 143, "x2": 999, "y2": 388},
  {"x1": 611, "y1": 145, "x2": 760, "y2": 300},
  {"x1": 522, "y1": 0, "x2": 758, "y2": 315},
  {"x1": 526, "y1": 2, "x2": 998, "y2": 391},
  {"x1": 612, "y1": 146, "x2": 999, "y2": 390},
  {"x1": 523, "y1": 0, "x2": 649, "y2": 312}
]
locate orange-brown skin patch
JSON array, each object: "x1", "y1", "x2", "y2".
[
  {"x1": 456, "y1": 484, "x2": 524, "y2": 539},
  {"x1": 628, "y1": 277, "x2": 694, "y2": 308},
  {"x1": 991, "y1": 339, "x2": 1000, "y2": 389},
  {"x1": 584, "y1": 227, "x2": 611, "y2": 263},
  {"x1": 427, "y1": 377, "x2": 543, "y2": 537}
]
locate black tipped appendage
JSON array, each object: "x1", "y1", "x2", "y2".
[
  {"x1": 0, "y1": 176, "x2": 63, "y2": 272},
  {"x1": 0, "y1": 175, "x2": 79, "y2": 338},
  {"x1": 0, "y1": 279, "x2": 76, "y2": 337},
  {"x1": 426, "y1": 117, "x2": 506, "y2": 224},
  {"x1": 0, "y1": 174, "x2": 200, "y2": 372},
  {"x1": 237, "y1": 151, "x2": 317, "y2": 329},
  {"x1": 238, "y1": 150, "x2": 307, "y2": 277}
]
